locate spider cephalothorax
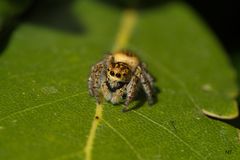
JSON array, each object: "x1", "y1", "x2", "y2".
[{"x1": 88, "y1": 50, "x2": 154, "y2": 111}]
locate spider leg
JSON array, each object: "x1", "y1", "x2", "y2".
[
  {"x1": 139, "y1": 64, "x2": 154, "y2": 105},
  {"x1": 101, "y1": 81, "x2": 112, "y2": 102},
  {"x1": 104, "y1": 54, "x2": 114, "y2": 66},
  {"x1": 141, "y1": 63, "x2": 154, "y2": 87},
  {"x1": 88, "y1": 61, "x2": 105, "y2": 103},
  {"x1": 88, "y1": 54, "x2": 114, "y2": 103},
  {"x1": 124, "y1": 66, "x2": 141, "y2": 107}
]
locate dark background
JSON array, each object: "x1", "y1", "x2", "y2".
[
  {"x1": 187, "y1": 0, "x2": 240, "y2": 128},
  {"x1": 188, "y1": 0, "x2": 240, "y2": 55}
]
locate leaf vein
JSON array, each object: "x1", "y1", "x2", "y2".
[
  {"x1": 103, "y1": 119, "x2": 144, "y2": 160},
  {"x1": 132, "y1": 110, "x2": 206, "y2": 160},
  {"x1": 0, "y1": 91, "x2": 87, "y2": 122}
]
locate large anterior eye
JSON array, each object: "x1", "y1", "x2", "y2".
[
  {"x1": 116, "y1": 73, "x2": 121, "y2": 78},
  {"x1": 110, "y1": 71, "x2": 115, "y2": 76}
]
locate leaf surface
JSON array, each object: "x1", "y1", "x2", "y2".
[{"x1": 0, "y1": 1, "x2": 239, "y2": 160}]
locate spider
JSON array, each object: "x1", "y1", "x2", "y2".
[{"x1": 88, "y1": 50, "x2": 155, "y2": 111}]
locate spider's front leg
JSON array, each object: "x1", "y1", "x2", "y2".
[
  {"x1": 88, "y1": 54, "x2": 114, "y2": 103},
  {"x1": 124, "y1": 65, "x2": 154, "y2": 110},
  {"x1": 124, "y1": 66, "x2": 141, "y2": 108},
  {"x1": 101, "y1": 81, "x2": 112, "y2": 102}
]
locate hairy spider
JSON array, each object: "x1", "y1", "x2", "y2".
[{"x1": 88, "y1": 50, "x2": 155, "y2": 111}]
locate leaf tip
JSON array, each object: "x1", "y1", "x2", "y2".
[{"x1": 202, "y1": 100, "x2": 239, "y2": 119}]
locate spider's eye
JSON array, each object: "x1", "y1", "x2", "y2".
[
  {"x1": 116, "y1": 73, "x2": 121, "y2": 78},
  {"x1": 110, "y1": 71, "x2": 115, "y2": 76},
  {"x1": 123, "y1": 73, "x2": 127, "y2": 77}
]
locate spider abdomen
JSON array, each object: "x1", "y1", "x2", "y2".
[{"x1": 113, "y1": 51, "x2": 139, "y2": 71}]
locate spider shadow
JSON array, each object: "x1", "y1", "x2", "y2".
[{"x1": 123, "y1": 86, "x2": 160, "y2": 112}]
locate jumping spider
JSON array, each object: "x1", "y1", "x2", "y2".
[{"x1": 88, "y1": 50, "x2": 155, "y2": 111}]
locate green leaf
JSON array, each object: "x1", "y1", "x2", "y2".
[{"x1": 0, "y1": 1, "x2": 239, "y2": 160}]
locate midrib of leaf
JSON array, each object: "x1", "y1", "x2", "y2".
[{"x1": 83, "y1": 9, "x2": 138, "y2": 160}]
